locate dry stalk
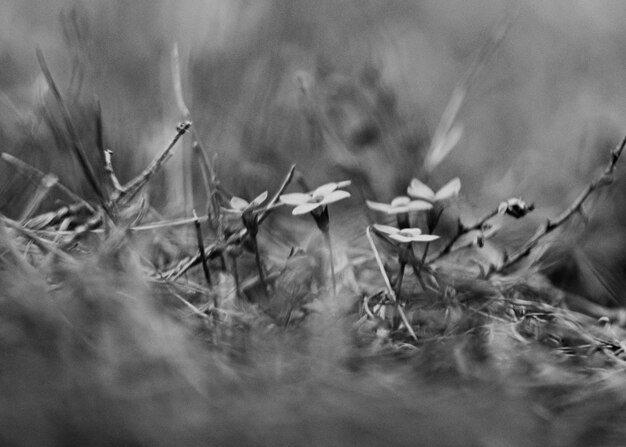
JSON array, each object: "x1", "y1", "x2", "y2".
[
  {"x1": 115, "y1": 121, "x2": 191, "y2": 205},
  {"x1": 494, "y1": 134, "x2": 626, "y2": 275},
  {"x1": 429, "y1": 208, "x2": 500, "y2": 262},
  {"x1": 192, "y1": 209, "x2": 213, "y2": 289}
]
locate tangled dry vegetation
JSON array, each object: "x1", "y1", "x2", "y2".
[{"x1": 3, "y1": 26, "x2": 626, "y2": 447}]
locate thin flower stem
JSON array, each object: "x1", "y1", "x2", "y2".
[
  {"x1": 411, "y1": 241, "x2": 430, "y2": 291},
  {"x1": 393, "y1": 261, "x2": 407, "y2": 330},
  {"x1": 250, "y1": 235, "x2": 269, "y2": 297},
  {"x1": 323, "y1": 229, "x2": 337, "y2": 296},
  {"x1": 394, "y1": 261, "x2": 406, "y2": 303}
]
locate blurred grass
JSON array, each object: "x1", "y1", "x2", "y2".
[{"x1": 2, "y1": 1, "x2": 626, "y2": 446}]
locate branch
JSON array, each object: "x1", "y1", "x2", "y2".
[
  {"x1": 428, "y1": 208, "x2": 500, "y2": 262},
  {"x1": 494, "y1": 134, "x2": 626, "y2": 274},
  {"x1": 116, "y1": 121, "x2": 191, "y2": 205}
]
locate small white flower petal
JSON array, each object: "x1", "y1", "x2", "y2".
[
  {"x1": 406, "y1": 200, "x2": 433, "y2": 212},
  {"x1": 366, "y1": 201, "x2": 394, "y2": 213},
  {"x1": 399, "y1": 228, "x2": 423, "y2": 237},
  {"x1": 390, "y1": 196, "x2": 411, "y2": 207},
  {"x1": 409, "y1": 234, "x2": 440, "y2": 242},
  {"x1": 292, "y1": 202, "x2": 321, "y2": 215},
  {"x1": 230, "y1": 196, "x2": 249, "y2": 211},
  {"x1": 335, "y1": 180, "x2": 352, "y2": 189},
  {"x1": 373, "y1": 224, "x2": 399, "y2": 235},
  {"x1": 313, "y1": 182, "x2": 339, "y2": 198},
  {"x1": 280, "y1": 193, "x2": 311, "y2": 205},
  {"x1": 407, "y1": 178, "x2": 435, "y2": 201},
  {"x1": 250, "y1": 190, "x2": 268, "y2": 207},
  {"x1": 320, "y1": 190, "x2": 351, "y2": 205},
  {"x1": 434, "y1": 177, "x2": 461, "y2": 201},
  {"x1": 389, "y1": 234, "x2": 414, "y2": 243}
]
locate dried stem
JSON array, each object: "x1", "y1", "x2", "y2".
[
  {"x1": 429, "y1": 208, "x2": 499, "y2": 262},
  {"x1": 104, "y1": 149, "x2": 124, "y2": 193},
  {"x1": 117, "y1": 121, "x2": 191, "y2": 204},
  {"x1": 494, "y1": 134, "x2": 626, "y2": 275},
  {"x1": 323, "y1": 229, "x2": 337, "y2": 296},
  {"x1": 193, "y1": 209, "x2": 212, "y2": 288}
]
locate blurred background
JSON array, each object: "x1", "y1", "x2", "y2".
[{"x1": 2, "y1": 0, "x2": 626, "y2": 303}]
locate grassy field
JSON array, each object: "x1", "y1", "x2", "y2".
[{"x1": 2, "y1": 1, "x2": 626, "y2": 446}]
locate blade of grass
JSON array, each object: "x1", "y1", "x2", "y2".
[
  {"x1": 1, "y1": 152, "x2": 95, "y2": 212},
  {"x1": 36, "y1": 48, "x2": 108, "y2": 209}
]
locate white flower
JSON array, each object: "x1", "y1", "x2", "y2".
[
  {"x1": 280, "y1": 181, "x2": 351, "y2": 215},
  {"x1": 373, "y1": 224, "x2": 439, "y2": 244},
  {"x1": 366, "y1": 196, "x2": 432, "y2": 214},
  {"x1": 224, "y1": 191, "x2": 268, "y2": 214},
  {"x1": 407, "y1": 177, "x2": 461, "y2": 203}
]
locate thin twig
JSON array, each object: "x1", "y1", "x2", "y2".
[
  {"x1": 494, "y1": 134, "x2": 626, "y2": 275},
  {"x1": 103, "y1": 149, "x2": 125, "y2": 193},
  {"x1": 117, "y1": 121, "x2": 191, "y2": 204},
  {"x1": 429, "y1": 208, "x2": 499, "y2": 262}
]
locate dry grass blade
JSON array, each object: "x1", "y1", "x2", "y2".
[
  {"x1": 424, "y1": 3, "x2": 519, "y2": 173},
  {"x1": 1, "y1": 152, "x2": 95, "y2": 212},
  {"x1": 0, "y1": 214, "x2": 71, "y2": 260},
  {"x1": 171, "y1": 44, "x2": 190, "y2": 118},
  {"x1": 257, "y1": 164, "x2": 296, "y2": 225},
  {"x1": 192, "y1": 209, "x2": 213, "y2": 288},
  {"x1": 35, "y1": 48, "x2": 108, "y2": 208},
  {"x1": 366, "y1": 226, "x2": 418, "y2": 341},
  {"x1": 103, "y1": 149, "x2": 124, "y2": 193},
  {"x1": 19, "y1": 173, "x2": 58, "y2": 222},
  {"x1": 494, "y1": 134, "x2": 626, "y2": 275}
]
